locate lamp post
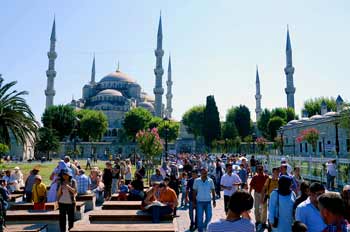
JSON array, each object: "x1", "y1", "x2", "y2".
[
  {"x1": 252, "y1": 133, "x2": 256, "y2": 155},
  {"x1": 279, "y1": 129, "x2": 284, "y2": 156},
  {"x1": 71, "y1": 117, "x2": 80, "y2": 159},
  {"x1": 292, "y1": 135, "x2": 296, "y2": 165},
  {"x1": 335, "y1": 122, "x2": 340, "y2": 189},
  {"x1": 163, "y1": 117, "x2": 170, "y2": 161},
  {"x1": 320, "y1": 132, "x2": 326, "y2": 184}
]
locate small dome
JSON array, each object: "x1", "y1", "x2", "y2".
[
  {"x1": 141, "y1": 92, "x2": 155, "y2": 102},
  {"x1": 287, "y1": 119, "x2": 299, "y2": 125},
  {"x1": 97, "y1": 89, "x2": 123, "y2": 97},
  {"x1": 300, "y1": 117, "x2": 310, "y2": 122},
  {"x1": 324, "y1": 111, "x2": 338, "y2": 117},
  {"x1": 310, "y1": 115, "x2": 323, "y2": 120},
  {"x1": 138, "y1": 101, "x2": 155, "y2": 110},
  {"x1": 100, "y1": 70, "x2": 135, "y2": 83}
]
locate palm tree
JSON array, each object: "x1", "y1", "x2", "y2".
[{"x1": 0, "y1": 76, "x2": 38, "y2": 147}]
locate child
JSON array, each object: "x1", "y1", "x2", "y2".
[
  {"x1": 238, "y1": 163, "x2": 248, "y2": 189},
  {"x1": 180, "y1": 172, "x2": 188, "y2": 207},
  {"x1": 292, "y1": 221, "x2": 307, "y2": 232},
  {"x1": 117, "y1": 179, "x2": 129, "y2": 201},
  {"x1": 32, "y1": 175, "x2": 47, "y2": 210}
]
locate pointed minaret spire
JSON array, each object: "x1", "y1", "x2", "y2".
[
  {"x1": 284, "y1": 25, "x2": 296, "y2": 110},
  {"x1": 90, "y1": 54, "x2": 96, "y2": 85},
  {"x1": 45, "y1": 17, "x2": 58, "y2": 109},
  {"x1": 116, "y1": 60, "x2": 120, "y2": 72},
  {"x1": 154, "y1": 13, "x2": 164, "y2": 117},
  {"x1": 255, "y1": 66, "x2": 262, "y2": 121},
  {"x1": 165, "y1": 55, "x2": 173, "y2": 118}
]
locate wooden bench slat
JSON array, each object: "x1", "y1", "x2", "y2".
[
  {"x1": 10, "y1": 202, "x2": 58, "y2": 211},
  {"x1": 6, "y1": 210, "x2": 60, "y2": 221},
  {"x1": 102, "y1": 201, "x2": 141, "y2": 210},
  {"x1": 70, "y1": 223, "x2": 175, "y2": 232},
  {"x1": 5, "y1": 224, "x2": 48, "y2": 232},
  {"x1": 89, "y1": 210, "x2": 173, "y2": 222}
]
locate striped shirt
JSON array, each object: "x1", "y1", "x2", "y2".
[
  {"x1": 76, "y1": 174, "x2": 91, "y2": 194},
  {"x1": 207, "y1": 218, "x2": 255, "y2": 232}
]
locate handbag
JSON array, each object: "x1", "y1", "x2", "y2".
[{"x1": 272, "y1": 190, "x2": 279, "y2": 228}]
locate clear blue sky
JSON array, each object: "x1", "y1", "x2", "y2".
[{"x1": 1, "y1": 0, "x2": 349, "y2": 122}]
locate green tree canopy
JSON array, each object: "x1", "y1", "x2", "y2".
[
  {"x1": 35, "y1": 127, "x2": 60, "y2": 160},
  {"x1": 222, "y1": 121, "x2": 238, "y2": 140},
  {"x1": 203, "y1": 95, "x2": 221, "y2": 148},
  {"x1": 182, "y1": 105, "x2": 205, "y2": 138},
  {"x1": 228, "y1": 105, "x2": 252, "y2": 139},
  {"x1": 257, "y1": 109, "x2": 271, "y2": 138},
  {"x1": 148, "y1": 117, "x2": 162, "y2": 129},
  {"x1": 0, "y1": 79, "x2": 38, "y2": 147},
  {"x1": 267, "y1": 116, "x2": 285, "y2": 140},
  {"x1": 122, "y1": 107, "x2": 153, "y2": 141},
  {"x1": 158, "y1": 120, "x2": 180, "y2": 142},
  {"x1": 42, "y1": 105, "x2": 76, "y2": 140},
  {"x1": 271, "y1": 108, "x2": 287, "y2": 120},
  {"x1": 302, "y1": 97, "x2": 337, "y2": 117},
  {"x1": 76, "y1": 109, "x2": 108, "y2": 141}
]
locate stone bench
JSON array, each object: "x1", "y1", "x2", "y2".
[
  {"x1": 70, "y1": 223, "x2": 176, "y2": 232},
  {"x1": 10, "y1": 202, "x2": 58, "y2": 211},
  {"x1": 9, "y1": 193, "x2": 23, "y2": 203},
  {"x1": 89, "y1": 210, "x2": 173, "y2": 223},
  {"x1": 76, "y1": 193, "x2": 95, "y2": 211},
  {"x1": 74, "y1": 201, "x2": 86, "y2": 220},
  {"x1": 5, "y1": 224, "x2": 48, "y2": 232},
  {"x1": 102, "y1": 201, "x2": 141, "y2": 210},
  {"x1": 110, "y1": 193, "x2": 129, "y2": 201},
  {"x1": 6, "y1": 210, "x2": 60, "y2": 232}
]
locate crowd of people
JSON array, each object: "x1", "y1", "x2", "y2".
[{"x1": 0, "y1": 153, "x2": 349, "y2": 232}]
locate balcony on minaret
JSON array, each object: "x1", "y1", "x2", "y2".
[
  {"x1": 46, "y1": 70, "x2": 57, "y2": 77},
  {"x1": 166, "y1": 93, "x2": 173, "y2": 98},
  {"x1": 47, "y1": 51, "x2": 57, "y2": 59},
  {"x1": 154, "y1": 49, "x2": 164, "y2": 56},
  {"x1": 45, "y1": 89, "x2": 56, "y2": 96},
  {"x1": 154, "y1": 68, "x2": 164, "y2": 76},
  {"x1": 285, "y1": 87, "x2": 296, "y2": 94},
  {"x1": 153, "y1": 87, "x2": 164, "y2": 95},
  {"x1": 284, "y1": 66, "x2": 294, "y2": 75}
]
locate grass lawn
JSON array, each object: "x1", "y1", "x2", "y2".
[{"x1": 0, "y1": 160, "x2": 110, "y2": 186}]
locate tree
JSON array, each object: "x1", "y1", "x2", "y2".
[
  {"x1": 0, "y1": 143, "x2": 9, "y2": 163},
  {"x1": 271, "y1": 108, "x2": 287, "y2": 120},
  {"x1": 267, "y1": 116, "x2": 285, "y2": 140},
  {"x1": 182, "y1": 105, "x2": 205, "y2": 138},
  {"x1": 229, "y1": 105, "x2": 252, "y2": 139},
  {"x1": 257, "y1": 109, "x2": 271, "y2": 138},
  {"x1": 35, "y1": 127, "x2": 60, "y2": 160},
  {"x1": 122, "y1": 107, "x2": 152, "y2": 141},
  {"x1": 203, "y1": 95, "x2": 221, "y2": 148},
  {"x1": 158, "y1": 120, "x2": 180, "y2": 142},
  {"x1": 136, "y1": 128, "x2": 163, "y2": 165},
  {"x1": 297, "y1": 128, "x2": 320, "y2": 153},
  {"x1": 256, "y1": 137, "x2": 268, "y2": 153},
  {"x1": 76, "y1": 109, "x2": 108, "y2": 141},
  {"x1": 302, "y1": 97, "x2": 337, "y2": 117},
  {"x1": 148, "y1": 117, "x2": 162, "y2": 129},
  {"x1": 0, "y1": 78, "x2": 38, "y2": 147},
  {"x1": 286, "y1": 107, "x2": 297, "y2": 122},
  {"x1": 222, "y1": 121, "x2": 238, "y2": 140},
  {"x1": 42, "y1": 105, "x2": 76, "y2": 140}
]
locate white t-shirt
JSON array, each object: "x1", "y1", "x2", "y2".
[
  {"x1": 220, "y1": 173, "x2": 241, "y2": 196},
  {"x1": 207, "y1": 218, "x2": 255, "y2": 232}
]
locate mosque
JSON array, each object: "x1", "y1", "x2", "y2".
[{"x1": 44, "y1": 16, "x2": 173, "y2": 138}]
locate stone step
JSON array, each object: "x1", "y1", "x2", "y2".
[
  {"x1": 70, "y1": 223, "x2": 175, "y2": 232},
  {"x1": 102, "y1": 201, "x2": 141, "y2": 210},
  {"x1": 89, "y1": 210, "x2": 173, "y2": 223}
]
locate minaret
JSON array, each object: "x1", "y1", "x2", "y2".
[
  {"x1": 255, "y1": 66, "x2": 262, "y2": 121},
  {"x1": 284, "y1": 26, "x2": 296, "y2": 110},
  {"x1": 90, "y1": 55, "x2": 96, "y2": 85},
  {"x1": 45, "y1": 18, "x2": 57, "y2": 109},
  {"x1": 153, "y1": 14, "x2": 164, "y2": 117},
  {"x1": 165, "y1": 55, "x2": 173, "y2": 118}
]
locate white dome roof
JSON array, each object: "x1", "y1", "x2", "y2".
[
  {"x1": 138, "y1": 102, "x2": 154, "y2": 110},
  {"x1": 287, "y1": 119, "x2": 299, "y2": 125},
  {"x1": 324, "y1": 111, "x2": 338, "y2": 117},
  {"x1": 100, "y1": 70, "x2": 136, "y2": 83},
  {"x1": 310, "y1": 115, "x2": 323, "y2": 120},
  {"x1": 97, "y1": 89, "x2": 123, "y2": 97}
]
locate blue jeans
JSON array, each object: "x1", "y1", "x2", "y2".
[
  {"x1": 149, "y1": 205, "x2": 173, "y2": 223},
  {"x1": 197, "y1": 201, "x2": 212, "y2": 232},
  {"x1": 180, "y1": 190, "x2": 186, "y2": 206},
  {"x1": 112, "y1": 178, "x2": 118, "y2": 194},
  {"x1": 188, "y1": 201, "x2": 197, "y2": 227},
  {"x1": 327, "y1": 173, "x2": 335, "y2": 190}
]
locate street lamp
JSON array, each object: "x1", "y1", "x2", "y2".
[
  {"x1": 252, "y1": 133, "x2": 257, "y2": 155},
  {"x1": 163, "y1": 117, "x2": 170, "y2": 161},
  {"x1": 320, "y1": 132, "x2": 326, "y2": 184},
  {"x1": 335, "y1": 122, "x2": 340, "y2": 189},
  {"x1": 279, "y1": 129, "x2": 284, "y2": 156},
  {"x1": 292, "y1": 135, "x2": 296, "y2": 164},
  {"x1": 70, "y1": 117, "x2": 80, "y2": 159}
]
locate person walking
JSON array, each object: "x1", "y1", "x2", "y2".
[
  {"x1": 186, "y1": 171, "x2": 198, "y2": 231},
  {"x1": 268, "y1": 175, "x2": 296, "y2": 232},
  {"x1": 111, "y1": 158, "x2": 120, "y2": 194},
  {"x1": 207, "y1": 190, "x2": 255, "y2": 232},
  {"x1": 220, "y1": 163, "x2": 242, "y2": 214},
  {"x1": 57, "y1": 169, "x2": 77, "y2": 232},
  {"x1": 193, "y1": 168, "x2": 216, "y2": 232},
  {"x1": 326, "y1": 160, "x2": 337, "y2": 191},
  {"x1": 249, "y1": 165, "x2": 268, "y2": 229},
  {"x1": 102, "y1": 161, "x2": 113, "y2": 200}
]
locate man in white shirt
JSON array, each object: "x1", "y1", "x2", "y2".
[
  {"x1": 326, "y1": 159, "x2": 337, "y2": 191},
  {"x1": 220, "y1": 163, "x2": 242, "y2": 214}
]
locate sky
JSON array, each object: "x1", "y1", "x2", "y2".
[{"x1": 1, "y1": 0, "x2": 350, "y2": 123}]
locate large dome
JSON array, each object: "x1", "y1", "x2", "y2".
[
  {"x1": 97, "y1": 89, "x2": 123, "y2": 97},
  {"x1": 100, "y1": 70, "x2": 136, "y2": 83}
]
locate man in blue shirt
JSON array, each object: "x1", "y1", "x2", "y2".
[
  {"x1": 193, "y1": 168, "x2": 216, "y2": 232},
  {"x1": 76, "y1": 169, "x2": 91, "y2": 195},
  {"x1": 295, "y1": 182, "x2": 326, "y2": 232}
]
